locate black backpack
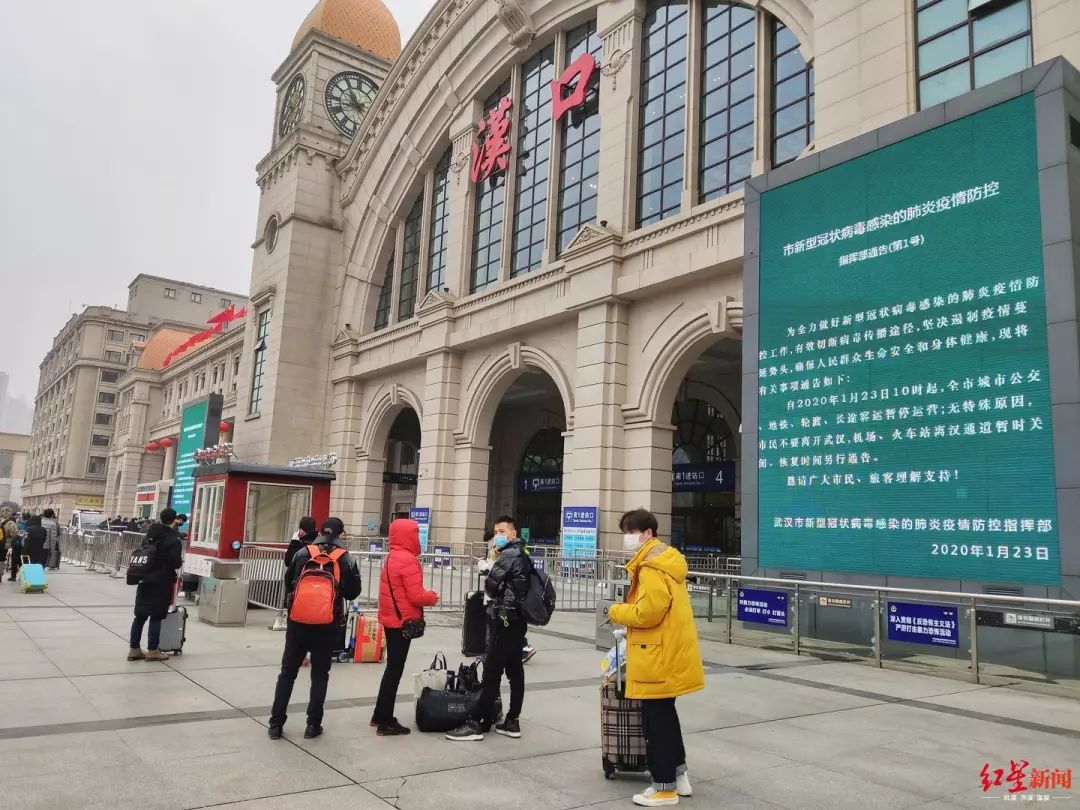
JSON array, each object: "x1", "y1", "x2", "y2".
[
  {"x1": 519, "y1": 555, "x2": 556, "y2": 626},
  {"x1": 126, "y1": 541, "x2": 158, "y2": 585}
]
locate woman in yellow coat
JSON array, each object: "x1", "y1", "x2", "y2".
[{"x1": 607, "y1": 509, "x2": 704, "y2": 808}]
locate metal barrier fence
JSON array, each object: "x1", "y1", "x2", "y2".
[
  {"x1": 238, "y1": 544, "x2": 612, "y2": 618},
  {"x1": 645, "y1": 570, "x2": 1080, "y2": 691},
  {"x1": 59, "y1": 529, "x2": 143, "y2": 578}
]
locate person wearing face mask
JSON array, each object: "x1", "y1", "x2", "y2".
[
  {"x1": 607, "y1": 509, "x2": 704, "y2": 807},
  {"x1": 446, "y1": 515, "x2": 530, "y2": 742}
]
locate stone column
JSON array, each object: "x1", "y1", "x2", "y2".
[
  {"x1": 327, "y1": 377, "x2": 368, "y2": 530},
  {"x1": 564, "y1": 301, "x2": 629, "y2": 551},
  {"x1": 596, "y1": 2, "x2": 644, "y2": 233},
  {"x1": 451, "y1": 441, "x2": 491, "y2": 547},
  {"x1": 162, "y1": 444, "x2": 177, "y2": 480},
  {"x1": 621, "y1": 420, "x2": 676, "y2": 540},
  {"x1": 415, "y1": 350, "x2": 463, "y2": 548},
  {"x1": 444, "y1": 103, "x2": 482, "y2": 296}
]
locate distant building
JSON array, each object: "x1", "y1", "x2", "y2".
[
  {"x1": 0, "y1": 432, "x2": 30, "y2": 507},
  {"x1": 24, "y1": 274, "x2": 247, "y2": 517},
  {"x1": 0, "y1": 372, "x2": 33, "y2": 435}
]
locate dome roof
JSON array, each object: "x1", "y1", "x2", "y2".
[{"x1": 292, "y1": 0, "x2": 402, "y2": 62}]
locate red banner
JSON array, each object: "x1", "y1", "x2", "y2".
[{"x1": 162, "y1": 304, "x2": 247, "y2": 368}]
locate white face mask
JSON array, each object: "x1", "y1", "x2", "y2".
[{"x1": 623, "y1": 533, "x2": 642, "y2": 551}]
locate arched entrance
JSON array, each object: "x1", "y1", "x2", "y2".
[
  {"x1": 516, "y1": 427, "x2": 565, "y2": 544},
  {"x1": 668, "y1": 340, "x2": 742, "y2": 554},
  {"x1": 485, "y1": 372, "x2": 567, "y2": 546},
  {"x1": 380, "y1": 408, "x2": 420, "y2": 534}
]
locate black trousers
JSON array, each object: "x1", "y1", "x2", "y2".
[
  {"x1": 472, "y1": 618, "x2": 525, "y2": 726},
  {"x1": 270, "y1": 621, "x2": 336, "y2": 728},
  {"x1": 8, "y1": 540, "x2": 22, "y2": 580},
  {"x1": 642, "y1": 698, "x2": 687, "y2": 786},
  {"x1": 373, "y1": 628, "x2": 412, "y2": 723}
]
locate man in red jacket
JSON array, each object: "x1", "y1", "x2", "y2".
[{"x1": 372, "y1": 518, "x2": 439, "y2": 735}]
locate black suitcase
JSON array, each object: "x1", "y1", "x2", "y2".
[
  {"x1": 462, "y1": 591, "x2": 487, "y2": 657},
  {"x1": 47, "y1": 547, "x2": 61, "y2": 570}
]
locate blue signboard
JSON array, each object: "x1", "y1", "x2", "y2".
[
  {"x1": 561, "y1": 507, "x2": 598, "y2": 576},
  {"x1": 519, "y1": 474, "x2": 564, "y2": 493},
  {"x1": 410, "y1": 507, "x2": 431, "y2": 554},
  {"x1": 737, "y1": 588, "x2": 789, "y2": 626},
  {"x1": 672, "y1": 462, "x2": 736, "y2": 493},
  {"x1": 887, "y1": 601, "x2": 959, "y2": 647}
]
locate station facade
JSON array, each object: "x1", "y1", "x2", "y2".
[{"x1": 230, "y1": 0, "x2": 1080, "y2": 553}]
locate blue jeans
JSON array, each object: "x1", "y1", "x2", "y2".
[{"x1": 130, "y1": 613, "x2": 161, "y2": 650}]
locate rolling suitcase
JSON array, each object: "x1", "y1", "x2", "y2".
[
  {"x1": 158, "y1": 606, "x2": 187, "y2": 654},
  {"x1": 462, "y1": 590, "x2": 487, "y2": 657},
  {"x1": 18, "y1": 556, "x2": 48, "y2": 593},
  {"x1": 600, "y1": 640, "x2": 647, "y2": 780}
]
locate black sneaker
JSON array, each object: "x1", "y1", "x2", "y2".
[
  {"x1": 445, "y1": 720, "x2": 484, "y2": 741},
  {"x1": 304, "y1": 724, "x2": 323, "y2": 739},
  {"x1": 377, "y1": 718, "x2": 411, "y2": 736},
  {"x1": 267, "y1": 725, "x2": 283, "y2": 740},
  {"x1": 495, "y1": 718, "x2": 521, "y2": 738}
]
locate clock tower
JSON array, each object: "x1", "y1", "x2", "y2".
[{"x1": 234, "y1": 0, "x2": 400, "y2": 466}]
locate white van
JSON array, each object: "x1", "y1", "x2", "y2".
[{"x1": 70, "y1": 510, "x2": 106, "y2": 534}]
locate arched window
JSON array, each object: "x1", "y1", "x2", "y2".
[
  {"x1": 770, "y1": 18, "x2": 814, "y2": 167},
  {"x1": 373, "y1": 251, "x2": 393, "y2": 331},
  {"x1": 427, "y1": 148, "x2": 452, "y2": 292},
  {"x1": 672, "y1": 398, "x2": 734, "y2": 463},
  {"x1": 556, "y1": 21, "x2": 602, "y2": 254},
  {"x1": 398, "y1": 197, "x2": 423, "y2": 321},
  {"x1": 511, "y1": 47, "x2": 555, "y2": 277},
  {"x1": 520, "y1": 427, "x2": 565, "y2": 475},
  {"x1": 472, "y1": 82, "x2": 512, "y2": 292}
]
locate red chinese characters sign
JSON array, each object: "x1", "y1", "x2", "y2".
[
  {"x1": 551, "y1": 53, "x2": 598, "y2": 123},
  {"x1": 471, "y1": 96, "x2": 513, "y2": 184},
  {"x1": 980, "y1": 761, "x2": 1073, "y2": 796}
]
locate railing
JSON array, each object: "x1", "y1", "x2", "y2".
[
  {"x1": 237, "y1": 545, "x2": 609, "y2": 618},
  {"x1": 652, "y1": 571, "x2": 1080, "y2": 693},
  {"x1": 59, "y1": 529, "x2": 144, "y2": 577}
]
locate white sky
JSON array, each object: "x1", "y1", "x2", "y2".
[{"x1": 0, "y1": 1, "x2": 435, "y2": 401}]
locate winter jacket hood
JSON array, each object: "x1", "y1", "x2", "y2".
[
  {"x1": 389, "y1": 518, "x2": 421, "y2": 556},
  {"x1": 607, "y1": 537, "x2": 705, "y2": 700},
  {"x1": 379, "y1": 519, "x2": 437, "y2": 628}
]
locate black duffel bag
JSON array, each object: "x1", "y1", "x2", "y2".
[{"x1": 415, "y1": 686, "x2": 503, "y2": 733}]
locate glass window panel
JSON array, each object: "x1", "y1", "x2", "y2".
[
  {"x1": 973, "y1": 0, "x2": 1028, "y2": 51},
  {"x1": 974, "y1": 35, "x2": 1031, "y2": 87},
  {"x1": 426, "y1": 148, "x2": 452, "y2": 292},
  {"x1": 919, "y1": 61, "x2": 971, "y2": 107},
  {"x1": 374, "y1": 252, "x2": 393, "y2": 330},
  {"x1": 557, "y1": 22, "x2": 603, "y2": 254},
  {"x1": 471, "y1": 83, "x2": 511, "y2": 291},
  {"x1": 398, "y1": 196, "x2": 423, "y2": 321},
  {"x1": 730, "y1": 122, "x2": 755, "y2": 155},
  {"x1": 918, "y1": 0, "x2": 967, "y2": 39},
  {"x1": 770, "y1": 17, "x2": 813, "y2": 168},
  {"x1": 638, "y1": 0, "x2": 688, "y2": 226},
  {"x1": 700, "y1": 1, "x2": 757, "y2": 202},
  {"x1": 918, "y1": 27, "x2": 969, "y2": 74}
]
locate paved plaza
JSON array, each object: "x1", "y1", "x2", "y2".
[{"x1": 0, "y1": 568, "x2": 1077, "y2": 809}]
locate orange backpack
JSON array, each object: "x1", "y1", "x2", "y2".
[{"x1": 289, "y1": 544, "x2": 346, "y2": 625}]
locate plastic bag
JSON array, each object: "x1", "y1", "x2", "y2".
[{"x1": 600, "y1": 637, "x2": 628, "y2": 679}]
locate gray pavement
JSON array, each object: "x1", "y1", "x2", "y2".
[{"x1": 0, "y1": 568, "x2": 1078, "y2": 809}]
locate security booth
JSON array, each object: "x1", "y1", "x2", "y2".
[{"x1": 183, "y1": 459, "x2": 335, "y2": 579}]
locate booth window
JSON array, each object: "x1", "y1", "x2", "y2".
[
  {"x1": 916, "y1": 0, "x2": 1032, "y2": 109},
  {"x1": 426, "y1": 148, "x2": 452, "y2": 292},
  {"x1": 471, "y1": 82, "x2": 512, "y2": 292},
  {"x1": 191, "y1": 481, "x2": 225, "y2": 550},
  {"x1": 510, "y1": 46, "x2": 555, "y2": 278},
  {"x1": 699, "y1": 2, "x2": 756, "y2": 201},
  {"x1": 638, "y1": 0, "x2": 689, "y2": 227},
  {"x1": 770, "y1": 18, "x2": 814, "y2": 168},
  {"x1": 245, "y1": 483, "x2": 312, "y2": 545},
  {"x1": 399, "y1": 198, "x2": 423, "y2": 321},
  {"x1": 248, "y1": 308, "x2": 271, "y2": 415},
  {"x1": 556, "y1": 21, "x2": 602, "y2": 254}
]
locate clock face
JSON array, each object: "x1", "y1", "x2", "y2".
[
  {"x1": 324, "y1": 71, "x2": 378, "y2": 137},
  {"x1": 278, "y1": 74, "x2": 306, "y2": 138}
]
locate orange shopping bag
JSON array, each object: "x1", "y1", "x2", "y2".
[{"x1": 353, "y1": 614, "x2": 385, "y2": 663}]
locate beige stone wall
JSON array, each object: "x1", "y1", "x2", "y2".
[{"x1": 246, "y1": 0, "x2": 1080, "y2": 549}]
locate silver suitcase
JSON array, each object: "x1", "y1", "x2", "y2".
[{"x1": 158, "y1": 606, "x2": 187, "y2": 654}]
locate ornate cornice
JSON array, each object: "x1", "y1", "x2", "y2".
[{"x1": 494, "y1": 0, "x2": 536, "y2": 49}]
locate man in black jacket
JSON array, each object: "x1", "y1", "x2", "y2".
[
  {"x1": 268, "y1": 517, "x2": 362, "y2": 741},
  {"x1": 284, "y1": 516, "x2": 318, "y2": 567},
  {"x1": 447, "y1": 515, "x2": 531, "y2": 742},
  {"x1": 128, "y1": 508, "x2": 184, "y2": 662}
]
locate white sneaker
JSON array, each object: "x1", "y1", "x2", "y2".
[
  {"x1": 677, "y1": 770, "x2": 692, "y2": 797},
  {"x1": 633, "y1": 787, "x2": 679, "y2": 807}
]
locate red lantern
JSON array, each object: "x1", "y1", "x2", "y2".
[
  {"x1": 159, "y1": 437, "x2": 174, "y2": 449},
  {"x1": 145, "y1": 442, "x2": 160, "y2": 452},
  {"x1": 219, "y1": 421, "x2": 231, "y2": 433}
]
